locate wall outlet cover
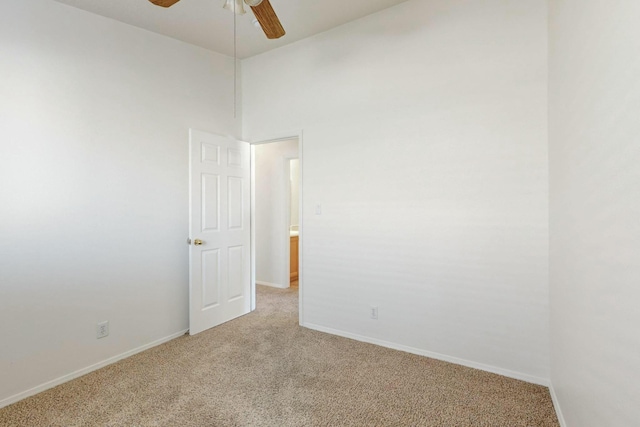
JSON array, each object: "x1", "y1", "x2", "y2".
[
  {"x1": 97, "y1": 321, "x2": 109, "y2": 339},
  {"x1": 370, "y1": 306, "x2": 379, "y2": 320}
]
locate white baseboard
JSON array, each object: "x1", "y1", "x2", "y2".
[
  {"x1": 256, "y1": 280, "x2": 289, "y2": 289},
  {"x1": 0, "y1": 329, "x2": 188, "y2": 410},
  {"x1": 302, "y1": 322, "x2": 550, "y2": 387},
  {"x1": 549, "y1": 382, "x2": 568, "y2": 427}
]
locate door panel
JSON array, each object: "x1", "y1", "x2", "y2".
[
  {"x1": 202, "y1": 174, "x2": 220, "y2": 231},
  {"x1": 227, "y1": 246, "x2": 244, "y2": 300},
  {"x1": 227, "y1": 177, "x2": 244, "y2": 230},
  {"x1": 202, "y1": 249, "x2": 221, "y2": 308},
  {"x1": 189, "y1": 129, "x2": 251, "y2": 335}
]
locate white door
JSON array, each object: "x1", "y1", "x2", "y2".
[{"x1": 189, "y1": 129, "x2": 251, "y2": 335}]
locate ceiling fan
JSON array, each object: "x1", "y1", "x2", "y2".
[{"x1": 148, "y1": 0, "x2": 286, "y2": 40}]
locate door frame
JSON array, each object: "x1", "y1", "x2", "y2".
[{"x1": 249, "y1": 130, "x2": 304, "y2": 325}]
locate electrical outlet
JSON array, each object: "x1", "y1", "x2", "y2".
[
  {"x1": 97, "y1": 321, "x2": 109, "y2": 339},
  {"x1": 370, "y1": 306, "x2": 379, "y2": 320}
]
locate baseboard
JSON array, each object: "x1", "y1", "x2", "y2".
[
  {"x1": 549, "y1": 382, "x2": 568, "y2": 427},
  {"x1": 302, "y1": 322, "x2": 549, "y2": 387},
  {"x1": 256, "y1": 280, "x2": 288, "y2": 289},
  {"x1": 0, "y1": 329, "x2": 188, "y2": 410}
]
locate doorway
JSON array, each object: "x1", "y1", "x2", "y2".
[{"x1": 250, "y1": 136, "x2": 303, "y2": 324}]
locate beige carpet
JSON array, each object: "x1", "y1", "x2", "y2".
[{"x1": 0, "y1": 286, "x2": 559, "y2": 426}]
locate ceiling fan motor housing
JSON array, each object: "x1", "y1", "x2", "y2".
[{"x1": 147, "y1": 0, "x2": 283, "y2": 40}]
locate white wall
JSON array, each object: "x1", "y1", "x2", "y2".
[
  {"x1": 255, "y1": 139, "x2": 298, "y2": 287},
  {"x1": 549, "y1": 1, "x2": 640, "y2": 426},
  {"x1": 290, "y1": 159, "x2": 300, "y2": 228},
  {"x1": 243, "y1": 0, "x2": 549, "y2": 382},
  {"x1": 0, "y1": 0, "x2": 238, "y2": 406}
]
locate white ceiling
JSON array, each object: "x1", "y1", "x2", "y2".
[{"x1": 53, "y1": 0, "x2": 410, "y2": 58}]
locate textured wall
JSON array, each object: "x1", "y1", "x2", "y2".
[
  {"x1": 549, "y1": 1, "x2": 640, "y2": 425},
  {"x1": 0, "y1": 0, "x2": 237, "y2": 406},
  {"x1": 243, "y1": 0, "x2": 549, "y2": 382}
]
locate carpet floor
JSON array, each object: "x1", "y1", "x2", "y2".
[{"x1": 0, "y1": 286, "x2": 559, "y2": 426}]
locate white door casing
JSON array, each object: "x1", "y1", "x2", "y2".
[{"x1": 189, "y1": 129, "x2": 251, "y2": 335}]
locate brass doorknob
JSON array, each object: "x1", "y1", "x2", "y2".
[{"x1": 194, "y1": 239, "x2": 204, "y2": 246}]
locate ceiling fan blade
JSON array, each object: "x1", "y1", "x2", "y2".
[
  {"x1": 148, "y1": 0, "x2": 181, "y2": 7},
  {"x1": 250, "y1": 0, "x2": 285, "y2": 39}
]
